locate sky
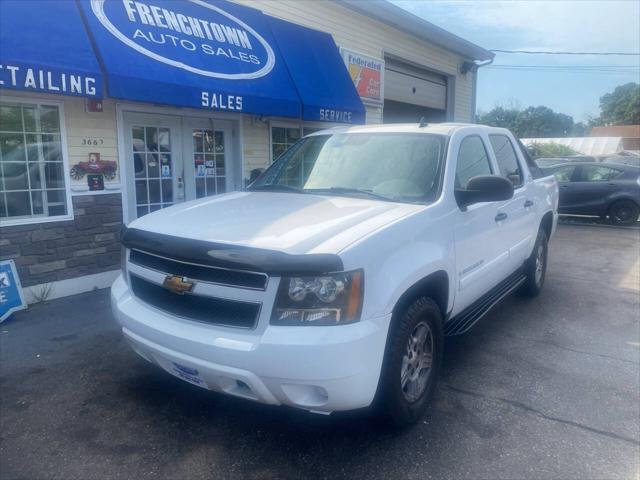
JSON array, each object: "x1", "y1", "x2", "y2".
[{"x1": 391, "y1": 0, "x2": 640, "y2": 122}]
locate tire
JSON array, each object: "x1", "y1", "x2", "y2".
[
  {"x1": 608, "y1": 200, "x2": 639, "y2": 226},
  {"x1": 375, "y1": 297, "x2": 443, "y2": 427},
  {"x1": 520, "y1": 228, "x2": 548, "y2": 297}
]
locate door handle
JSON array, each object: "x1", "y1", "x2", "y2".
[
  {"x1": 495, "y1": 212, "x2": 508, "y2": 222},
  {"x1": 560, "y1": 184, "x2": 570, "y2": 188},
  {"x1": 524, "y1": 200, "x2": 534, "y2": 208}
]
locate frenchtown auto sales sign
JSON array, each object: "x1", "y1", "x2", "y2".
[{"x1": 91, "y1": 0, "x2": 276, "y2": 80}]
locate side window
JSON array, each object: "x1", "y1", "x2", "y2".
[
  {"x1": 455, "y1": 136, "x2": 492, "y2": 188},
  {"x1": 580, "y1": 165, "x2": 620, "y2": 182},
  {"x1": 552, "y1": 165, "x2": 577, "y2": 182},
  {"x1": 489, "y1": 135, "x2": 523, "y2": 187},
  {"x1": 516, "y1": 138, "x2": 543, "y2": 179}
]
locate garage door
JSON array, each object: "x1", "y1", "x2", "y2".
[{"x1": 384, "y1": 60, "x2": 447, "y2": 110}]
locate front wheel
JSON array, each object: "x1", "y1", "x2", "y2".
[
  {"x1": 520, "y1": 228, "x2": 548, "y2": 297},
  {"x1": 608, "y1": 200, "x2": 639, "y2": 226},
  {"x1": 375, "y1": 297, "x2": 443, "y2": 427}
]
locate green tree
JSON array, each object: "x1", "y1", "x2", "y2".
[
  {"x1": 477, "y1": 106, "x2": 520, "y2": 132},
  {"x1": 478, "y1": 105, "x2": 574, "y2": 138},
  {"x1": 527, "y1": 142, "x2": 578, "y2": 158},
  {"x1": 597, "y1": 82, "x2": 640, "y2": 125}
]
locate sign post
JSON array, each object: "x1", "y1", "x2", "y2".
[{"x1": 0, "y1": 260, "x2": 27, "y2": 322}]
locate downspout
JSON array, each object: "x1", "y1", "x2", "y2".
[{"x1": 470, "y1": 57, "x2": 494, "y2": 123}]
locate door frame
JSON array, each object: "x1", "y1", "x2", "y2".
[
  {"x1": 181, "y1": 117, "x2": 235, "y2": 202},
  {"x1": 116, "y1": 103, "x2": 243, "y2": 225},
  {"x1": 121, "y1": 112, "x2": 183, "y2": 223}
]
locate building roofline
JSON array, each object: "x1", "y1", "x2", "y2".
[{"x1": 337, "y1": 0, "x2": 494, "y2": 62}]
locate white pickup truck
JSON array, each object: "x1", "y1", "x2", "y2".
[{"x1": 111, "y1": 123, "x2": 558, "y2": 425}]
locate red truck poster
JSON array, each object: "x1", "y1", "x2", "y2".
[{"x1": 342, "y1": 49, "x2": 384, "y2": 104}]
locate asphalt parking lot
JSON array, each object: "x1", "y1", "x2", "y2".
[{"x1": 1, "y1": 223, "x2": 638, "y2": 480}]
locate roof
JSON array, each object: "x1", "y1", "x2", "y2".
[
  {"x1": 522, "y1": 137, "x2": 625, "y2": 157},
  {"x1": 590, "y1": 125, "x2": 640, "y2": 138},
  {"x1": 307, "y1": 122, "x2": 501, "y2": 136},
  {"x1": 337, "y1": 0, "x2": 494, "y2": 61}
]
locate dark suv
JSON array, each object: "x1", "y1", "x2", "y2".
[{"x1": 542, "y1": 162, "x2": 640, "y2": 225}]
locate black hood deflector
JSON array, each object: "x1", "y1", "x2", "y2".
[{"x1": 121, "y1": 227, "x2": 344, "y2": 275}]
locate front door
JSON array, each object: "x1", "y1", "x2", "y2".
[
  {"x1": 452, "y1": 135, "x2": 512, "y2": 315},
  {"x1": 182, "y1": 118, "x2": 234, "y2": 201},
  {"x1": 123, "y1": 113, "x2": 235, "y2": 221}
]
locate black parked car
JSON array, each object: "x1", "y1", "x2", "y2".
[
  {"x1": 542, "y1": 162, "x2": 640, "y2": 225},
  {"x1": 604, "y1": 156, "x2": 640, "y2": 168}
]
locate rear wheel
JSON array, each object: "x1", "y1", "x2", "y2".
[
  {"x1": 520, "y1": 228, "x2": 548, "y2": 297},
  {"x1": 375, "y1": 297, "x2": 443, "y2": 427},
  {"x1": 608, "y1": 200, "x2": 639, "y2": 226}
]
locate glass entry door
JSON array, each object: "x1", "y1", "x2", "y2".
[
  {"x1": 123, "y1": 112, "x2": 183, "y2": 220},
  {"x1": 182, "y1": 117, "x2": 234, "y2": 201},
  {"x1": 123, "y1": 113, "x2": 235, "y2": 221}
]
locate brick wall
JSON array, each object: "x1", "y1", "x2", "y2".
[{"x1": 0, "y1": 194, "x2": 123, "y2": 287}]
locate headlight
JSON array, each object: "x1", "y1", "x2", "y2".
[
  {"x1": 120, "y1": 246, "x2": 128, "y2": 285},
  {"x1": 271, "y1": 270, "x2": 363, "y2": 326}
]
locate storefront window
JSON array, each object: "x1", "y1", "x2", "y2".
[
  {"x1": 0, "y1": 102, "x2": 69, "y2": 223},
  {"x1": 271, "y1": 126, "x2": 300, "y2": 162}
]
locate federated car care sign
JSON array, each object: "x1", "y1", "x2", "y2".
[
  {"x1": 342, "y1": 49, "x2": 384, "y2": 104},
  {"x1": 0, "y1": 260, "x2": 27, "y2": 322},
  {"x1": 90, "y1": 0, "x2": 275, "y2": 80}
]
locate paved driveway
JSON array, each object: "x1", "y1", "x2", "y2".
[{"x1": 1, "y1": 224, "x2": 638, "y2": 480}]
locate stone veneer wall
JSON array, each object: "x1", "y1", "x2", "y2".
[{"x1": 0, "y1": 194, "x2": 123, "y2": 287}]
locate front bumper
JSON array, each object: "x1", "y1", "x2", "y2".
[{"x1": 110, "y1": 275, "x2": 389, "y2": 412}]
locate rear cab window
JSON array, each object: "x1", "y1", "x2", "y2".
[
  {"x1": 455, "y1": 135, "x2": 493, "y2": 189},
  {"x1": 489, "y1": 135, "x2": 524, "y2": 188}
]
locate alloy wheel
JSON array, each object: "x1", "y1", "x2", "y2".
[{"x1": 401, "y1": 321, "x2": 433, "y2": 403}]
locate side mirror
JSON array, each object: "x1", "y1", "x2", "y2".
[{"x1": 455, "y1": 175, "x2": 514, "y2": 208}]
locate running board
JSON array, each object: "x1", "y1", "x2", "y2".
[{"x1": 444, "y1": 271, "x2": 527, "y2": 336}]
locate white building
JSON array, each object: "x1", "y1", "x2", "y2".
[{"x1": 0, "y1": 0, "x2": 493, "y2": 300}]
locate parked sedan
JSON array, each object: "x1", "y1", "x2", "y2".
[
  {"x1": 542, "y1": 162, "x2": 640, "y2": 225},
  {"x1": 535, "y1": 156, "x2": 598, "y2": 169},
  {"x1": 536, "y1": 157, "x2": 570, "y2": 168},
  {"x1": 604, "y1": 156, "x2": 640, "y2": 168}
]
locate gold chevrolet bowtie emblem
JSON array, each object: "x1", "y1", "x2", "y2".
[{"x1": 162, "y1": 275, "x2": 194, "y2": 295}]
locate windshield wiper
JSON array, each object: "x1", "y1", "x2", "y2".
[
  {"x1": 306, "y1": 187, "x2": 392, "y2": 202},
  {"x1": 249, "y1": 184, "x2": 306, "y2": 194}
]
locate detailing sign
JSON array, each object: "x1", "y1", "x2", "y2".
[
  {"x1": 91, "y1": 0, "x2": 275, "y2": 80},
  {"x1": 0, "y1": 260, "x2": 27, "y2": 322},
  {"x1": 342, "y1": 49, "x2": 384, "y2": 104}
]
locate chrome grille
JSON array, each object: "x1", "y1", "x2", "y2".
[
  {"x1": 129, "y1": 274, "x2": 261, "y2": 329},
  {"x1": 129, "y1": 249, "x2": 268, "y2": 290}
]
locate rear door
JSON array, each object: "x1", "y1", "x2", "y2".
[
  {"x1": 488, "y1": 134, "x2": 536, "y2": 267},
  {"x1": 569, "y1": 165, "x2": 624, "y2": 215}
]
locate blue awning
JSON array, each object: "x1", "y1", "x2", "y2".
[
  {"x1": 78, "y1": 0, "x2": 301, "y2": 118},
  {"x1": 0, "y1": 0, "x2": 103, "y2": 98},
  {"x1": 267, "y1": 17, "x2": 366, "y2": 124}
]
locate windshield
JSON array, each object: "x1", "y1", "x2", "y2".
[{"x1": 250, "y1": 133, "x2": 447, "y2": 203}]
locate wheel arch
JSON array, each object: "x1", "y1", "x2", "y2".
[
  {"x1": 391, "y1": 270, "x2": 449, "y2": 322},
  {"x1": 540, "y1": 210, "x2": 554, "y2": 240},
  {"x1": 607, "y1": 195, "x2": 640, "y2": 210}
]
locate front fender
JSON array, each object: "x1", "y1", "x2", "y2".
[{"x1": 339, "y1": 207, "x2": 456, "y2": 321}]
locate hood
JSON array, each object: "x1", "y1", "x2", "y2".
[{"x1": 129, "y1": 191, "x2": 424, "y2": 255}]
